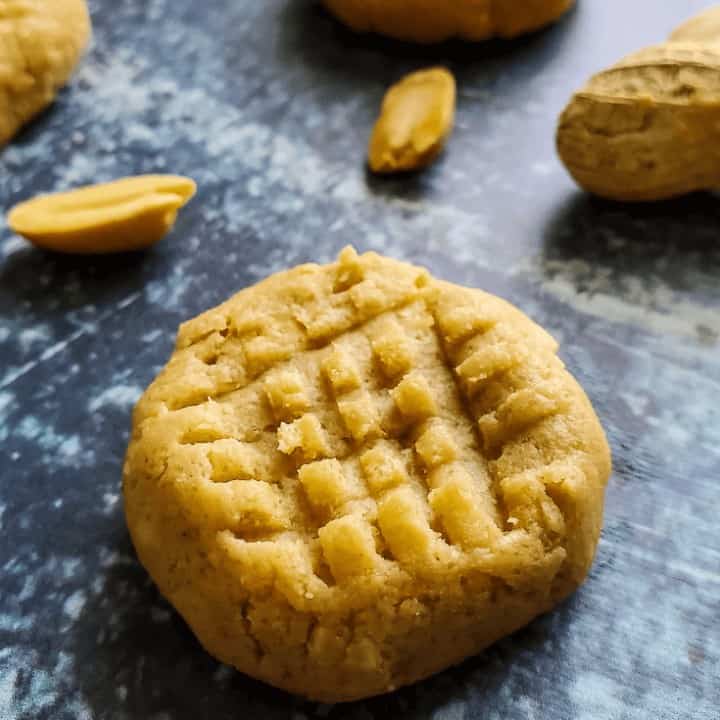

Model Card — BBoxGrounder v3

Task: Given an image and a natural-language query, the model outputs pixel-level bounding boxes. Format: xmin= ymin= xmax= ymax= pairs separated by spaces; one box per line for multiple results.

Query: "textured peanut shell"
xmin=322 ymin=0 xmax=575 ymax=43
xmin=557 ymin=4 xmax=720 ymax=202
xmin=369 ymin=67 xmax=456 ymax=174
xmin=669 ymin=5 xmax=720 ymax=44
xmin=557 ymin=43 xmax=720 ymax=201
xmin=0 ymin=0 xmax=91 ymax=146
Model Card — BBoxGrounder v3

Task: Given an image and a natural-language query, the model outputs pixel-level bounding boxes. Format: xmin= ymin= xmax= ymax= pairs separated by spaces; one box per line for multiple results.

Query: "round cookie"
xmin=322 ymin=0 xmax=576 ymax=44
xmin=0 ymin=0 xmax=91 ymax=146
xmin=123 ymin=248 xmax=611 ymax=702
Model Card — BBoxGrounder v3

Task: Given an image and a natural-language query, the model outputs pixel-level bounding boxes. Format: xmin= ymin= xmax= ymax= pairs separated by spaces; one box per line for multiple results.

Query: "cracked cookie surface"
xmin=0 ymin=0 xmax=91 ymax=146
xmin=123 ymin=247 xmax=611 ymax=702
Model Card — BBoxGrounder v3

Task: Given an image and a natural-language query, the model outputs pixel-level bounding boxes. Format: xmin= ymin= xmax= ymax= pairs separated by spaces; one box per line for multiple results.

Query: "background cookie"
xmin=123 ymin=248 xmax=611 ymax=702
xmin=0 ymin=0 xmax=91 ymax=146
xmin=322 ymin=0 xmax=576 ymax=43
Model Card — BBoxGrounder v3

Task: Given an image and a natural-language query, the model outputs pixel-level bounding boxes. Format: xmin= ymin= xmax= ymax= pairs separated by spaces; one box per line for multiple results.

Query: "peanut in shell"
xmin=557 ymin=7 xmax=720 ymax=202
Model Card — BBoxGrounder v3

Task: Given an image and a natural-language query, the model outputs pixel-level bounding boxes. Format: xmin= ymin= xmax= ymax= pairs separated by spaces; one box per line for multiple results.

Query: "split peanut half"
xmin=7 ymin=175 xmax=197 ymax=253
xmin=369 ymin=67 xmax=456 ymax=174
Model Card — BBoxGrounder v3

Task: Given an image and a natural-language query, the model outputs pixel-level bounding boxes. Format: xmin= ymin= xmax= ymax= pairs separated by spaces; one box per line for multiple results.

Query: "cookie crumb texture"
xmin=322 ymin=0 xmax=575 ymax=43
xmin=0 ymin=0 xmax=91 ymax=146
xmin=123 ymin=248 xmax=611 ymax=702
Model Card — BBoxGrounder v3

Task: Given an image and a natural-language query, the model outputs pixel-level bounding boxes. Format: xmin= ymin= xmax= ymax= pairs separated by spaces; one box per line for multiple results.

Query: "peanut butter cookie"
xmin=322 ymin=0 xmax=575 ymax=44
xmin=0 ymin=0 xmax=91 ymax=146
xmin=123 ymin=247 xmax=611 ymax=702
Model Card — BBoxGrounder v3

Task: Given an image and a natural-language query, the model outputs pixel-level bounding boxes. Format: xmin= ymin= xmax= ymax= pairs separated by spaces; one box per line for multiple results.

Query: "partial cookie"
xmin=0 ymin=0 xmax=91 ymax=146
xmin=123 ymin=247 xmax=611 ymax=702
xmin=322 ymin=0 xmax=575 ymax=43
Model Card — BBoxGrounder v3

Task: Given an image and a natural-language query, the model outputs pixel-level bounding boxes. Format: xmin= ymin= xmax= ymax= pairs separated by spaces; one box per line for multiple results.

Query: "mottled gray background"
xmin=0 ymin=0 xmax=718 ymax=718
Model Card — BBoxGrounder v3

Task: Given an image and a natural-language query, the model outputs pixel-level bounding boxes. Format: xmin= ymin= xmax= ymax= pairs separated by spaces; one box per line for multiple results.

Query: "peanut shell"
xmin=557 ymin=7 xmax=720 ymax=202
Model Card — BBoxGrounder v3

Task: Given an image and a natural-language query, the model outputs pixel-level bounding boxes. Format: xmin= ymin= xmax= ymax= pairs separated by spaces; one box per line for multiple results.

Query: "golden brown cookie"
xmin=322 ymin=0 xmax=575 ymax=43
xmin=123 ymin=248 xmax=611 ymax=702
xmin=0 ymin=0 xmax=91 ymax=146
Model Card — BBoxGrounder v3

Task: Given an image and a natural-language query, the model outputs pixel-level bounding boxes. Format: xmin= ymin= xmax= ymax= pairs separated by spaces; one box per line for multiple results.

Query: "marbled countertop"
xmin=0 ymin=1 xmax=718 ymax=718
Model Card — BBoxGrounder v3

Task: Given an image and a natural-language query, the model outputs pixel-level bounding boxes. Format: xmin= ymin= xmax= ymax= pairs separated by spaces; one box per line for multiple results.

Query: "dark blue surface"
xmin=0 ymin=1 xmax=718 ymax=718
